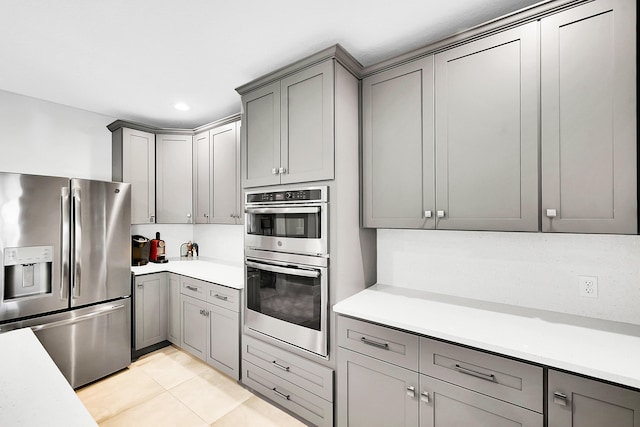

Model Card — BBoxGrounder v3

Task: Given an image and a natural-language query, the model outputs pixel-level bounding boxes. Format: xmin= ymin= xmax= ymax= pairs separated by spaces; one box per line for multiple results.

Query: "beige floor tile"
xmin=169 ymin=369 xmax=253 ymax=424
xmin=136 ymin=346 xmax=210 ymax=389
xmin=133 ymin=345 xmax=179 ymax=368
xmin=211 ymin=396 xmax=307 ymax=427
xmin=100 ymin=391 xmax=208 ymax=427
xmin=76 ymin=367 xmax=164 ymax=423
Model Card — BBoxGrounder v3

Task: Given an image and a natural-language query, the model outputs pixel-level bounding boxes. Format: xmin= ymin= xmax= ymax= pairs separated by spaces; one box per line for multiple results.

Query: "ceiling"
xmin=1 ymin=0 xmax=542 ymax=129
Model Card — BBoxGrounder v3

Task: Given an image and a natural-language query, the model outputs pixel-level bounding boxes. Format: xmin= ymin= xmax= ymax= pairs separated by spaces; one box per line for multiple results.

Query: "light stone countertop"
xmin=131 ymin=257 xmax=243 ymax=289
xmin=0 ymin=328 xmax=97 ymax=426
xmin=333 ymin=283 xmax=640 ymax=390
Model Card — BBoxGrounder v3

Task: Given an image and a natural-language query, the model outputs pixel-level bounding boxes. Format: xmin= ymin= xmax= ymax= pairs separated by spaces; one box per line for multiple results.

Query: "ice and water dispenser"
xmin=3 ymin=246 xmax=53 ymax=300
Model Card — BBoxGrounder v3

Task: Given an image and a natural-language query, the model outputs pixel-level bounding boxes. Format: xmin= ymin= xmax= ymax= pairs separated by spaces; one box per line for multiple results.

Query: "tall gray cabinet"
xmin=540 ymin=0 xmax=637 ymax=234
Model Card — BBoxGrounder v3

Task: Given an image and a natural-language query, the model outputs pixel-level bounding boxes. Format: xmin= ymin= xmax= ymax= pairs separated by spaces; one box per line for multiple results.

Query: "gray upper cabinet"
xmin=112 ymin=127 xmax=156 ymax=224
xmin=241 ymin=59 xmax=335 ymax=187
xmin=434 ymin=22 xmax=539 ymax=231
xmin=362 ymin=56 xmax=435 ymax=228
xmin=548 ymin=370 xmax=640 ymax=427
xmin=194 ymin=121 xmax=242 ymax=224
xmin=156 ymin=134 xmax=193 ymax=224
xmin=540 ymin=0 xmax=637 ymax=234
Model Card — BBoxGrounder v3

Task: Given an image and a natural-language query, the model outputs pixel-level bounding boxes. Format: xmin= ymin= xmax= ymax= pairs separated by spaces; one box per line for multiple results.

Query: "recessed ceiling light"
xmin=174 ymin=102 xmax=190 ymax=111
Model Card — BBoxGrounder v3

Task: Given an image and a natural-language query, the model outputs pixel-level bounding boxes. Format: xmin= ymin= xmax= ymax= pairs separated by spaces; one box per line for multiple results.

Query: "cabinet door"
xmin=134 ymin=274 xmax=167 ymax=350
xmin=207 ymin=303 xmax=239 ymax=379
xmin=280 ymin=60 xmax=334 ymax=184
xmin=167 ymin=273 xmax=181 ymax=345
xmin=337 ymin=347 xmax=419 ymax=427
xmin=156 ymin=134 xmax=193 ymax=223
xmin=548 ymin=370 xmax=640 ymax=427
xmin=420 ymin=375 xmax=542 ymax=427
xmin=180 ymin=294 xmax=207 ymax=360
xmin=122 ymin=128 xmax=155 ymax=224
xmin=211 ymin=122 xmax=240 ymax=224
xmin=242 ymin=81 xmax=281 ymax=187
xmin=193 ymin=130 xmax=211 ymax=224
xmin=540 ymin=0 xmax=636 ymax=234
xmin=434 ymin=22 xmax=539 ymax=231
xmin=362 ymin=56 xmax=435 ymax=228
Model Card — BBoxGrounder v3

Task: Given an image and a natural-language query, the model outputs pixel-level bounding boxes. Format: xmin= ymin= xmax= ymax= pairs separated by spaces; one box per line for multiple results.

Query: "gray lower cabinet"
xmin=180 ymin=276 xmax=240 ymax=379
xmin=548 ymin=370 xmax=640 ymax=427
xmin=241 ymin=334 xmax=334 ymax=427
xmin=134 ymin=273 xmax=167 ymax=350
xmin=156 ymin=133 xmax=193 ymax=224
xmin=167 ymin=273 xmax=181 ymax=345
xmin=540 ymin=0 xmax=636 ymax=234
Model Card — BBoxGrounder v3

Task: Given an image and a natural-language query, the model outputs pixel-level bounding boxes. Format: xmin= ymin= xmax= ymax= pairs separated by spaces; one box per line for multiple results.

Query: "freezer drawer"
xmin=1 ymin=298 xmax=131 ymax=388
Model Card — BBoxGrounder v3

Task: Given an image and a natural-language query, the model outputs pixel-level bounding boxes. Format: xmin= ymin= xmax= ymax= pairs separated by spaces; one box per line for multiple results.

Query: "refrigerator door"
xmin=0 ymin=172 xmax=70 ymax=322
xmin=0 ymin=298 xmax=132 ymax=388
xmin=70 ymin=179 xmax=131 ymax=307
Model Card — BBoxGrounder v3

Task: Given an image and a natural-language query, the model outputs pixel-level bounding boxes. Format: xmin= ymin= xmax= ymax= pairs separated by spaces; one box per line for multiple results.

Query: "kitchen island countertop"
xmin=131 ymin=257 xmax=243 ymax=289
xmin=0 ymin=328 xmax=97 ymax=426
xmin=333 ymin=283 xmax=640 ymax=389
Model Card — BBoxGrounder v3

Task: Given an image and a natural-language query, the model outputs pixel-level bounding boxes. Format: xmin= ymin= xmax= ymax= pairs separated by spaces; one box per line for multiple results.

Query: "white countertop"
xmin=0 ymin=328 xmax=97 ymax=426
xmin=131 ymin=257 xmax=244 ymax=289
xmin=333 ymin=284 xmax=640 ymax=389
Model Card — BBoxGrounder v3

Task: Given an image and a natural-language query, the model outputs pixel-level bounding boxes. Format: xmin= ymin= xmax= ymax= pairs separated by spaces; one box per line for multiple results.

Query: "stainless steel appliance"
xmin=245 ymin=187 xmax=328 ymax=256
xmin=0 ymin=172 xmax=132 ymax=388
xmin=244 ymin=186 xmax=329 ymax=357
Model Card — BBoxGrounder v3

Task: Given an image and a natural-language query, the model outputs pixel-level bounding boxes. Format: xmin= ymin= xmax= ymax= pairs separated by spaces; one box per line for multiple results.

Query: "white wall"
xmin=0 ymin=90 xmax=115 ymax=180
xmin=193 ymin=224 xmax=244 ymax=264
xmin=378 ymin=229 xmax=640 ymax=325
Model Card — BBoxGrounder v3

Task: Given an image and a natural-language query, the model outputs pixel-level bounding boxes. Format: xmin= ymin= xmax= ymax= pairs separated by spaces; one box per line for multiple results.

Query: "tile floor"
xmin=76 ymin=345 xmax=306 ymax=427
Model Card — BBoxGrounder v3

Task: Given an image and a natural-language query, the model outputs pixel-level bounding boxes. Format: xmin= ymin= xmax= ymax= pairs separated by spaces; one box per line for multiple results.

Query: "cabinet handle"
xmin=199 ymin=309 xmax=209 ymax=317
xmin=420 ymin=391 xmax=430 ymax=403
xmin=271 ymin=360 xmax=290 ymax=372
xmin=553 ymin=391 xmax=568 ymax=406
xmin=546 ymin=209 xmax=557 ymax=218
xmin=454 ymin=364 xmax=496 ymax=382
xmin=437 ymin=210 xmax=445 ymax=218
xmin=271 ymin=168 xmax=278 ymax=175
xmin=137 ymin=284 xmax=143 ymax=288
xmin=360 ymin=336 xmax=389 ymax=350
xmin=272 ymin=387 xmax=290 ymax=400
xmin=149 ymin=215 xmax=155 ymax=222
xmin=186 ymin=285 xmax=198 ymax=292
xmin=278 ymin=167 xmax=286 ymax=174
xmin=424 ymin=210 xmax=432 ymax=218
xmin=406 ymin=386 xmax=416 ymax=398
xmin=214 ymin=294 xmax=228 ymax=301
xmin=204 ymin=213 xmax=208 ymax=218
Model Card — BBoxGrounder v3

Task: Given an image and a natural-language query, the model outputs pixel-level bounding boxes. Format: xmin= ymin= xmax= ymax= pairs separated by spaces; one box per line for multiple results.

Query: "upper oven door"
xmin=245 ymin=204 xmax=328 ymax=255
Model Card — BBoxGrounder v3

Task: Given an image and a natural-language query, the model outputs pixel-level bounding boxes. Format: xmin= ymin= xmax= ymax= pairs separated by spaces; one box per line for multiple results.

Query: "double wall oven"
xmin=244 ymin=187 xmax=329 ymax=357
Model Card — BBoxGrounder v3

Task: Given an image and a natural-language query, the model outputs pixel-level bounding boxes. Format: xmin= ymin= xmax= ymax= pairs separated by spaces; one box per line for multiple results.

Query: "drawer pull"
xmin=420 ymin=391 xmax=430 ymax=403
xmin=272 ymin=361 xmax=290 ymax=372
xmin=214 ymin=294 xmax=229 ymax=301
xmin=185 ymin=285 xmax=198 ymax=292
xmin=406 ymin=386 xmax=416 ymax=398
xmin=455 ymin=364 xmax=496 ymax=382
xmin=360 ymin=336 xmax=389 ymax=350
xmin=272 ymin=387 xmax=290 ymax=400
xmin=553 ymin=391 xmax=568 ymax=406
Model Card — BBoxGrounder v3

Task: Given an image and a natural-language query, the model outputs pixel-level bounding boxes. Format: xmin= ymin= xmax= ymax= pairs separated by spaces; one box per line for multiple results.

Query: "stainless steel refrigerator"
xmin=0 ymin=172 xmax=132 ymax=388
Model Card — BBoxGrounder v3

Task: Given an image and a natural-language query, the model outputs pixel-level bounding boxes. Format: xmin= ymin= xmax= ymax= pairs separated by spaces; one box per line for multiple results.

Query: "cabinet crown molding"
xmin=107 ymin=113 xmax=241 ymax=135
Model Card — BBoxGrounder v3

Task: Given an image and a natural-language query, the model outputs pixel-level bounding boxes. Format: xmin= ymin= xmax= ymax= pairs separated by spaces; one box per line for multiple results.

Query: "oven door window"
xmin=247 ymin=264 xmax=321 ymax=331
xmin=247 ymin=211 xmax=320 ymax=239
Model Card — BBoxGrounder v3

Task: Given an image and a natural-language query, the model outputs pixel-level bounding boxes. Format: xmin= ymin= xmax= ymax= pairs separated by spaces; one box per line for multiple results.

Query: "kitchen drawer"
xmin=337 ymin=315 xmax=419 ymax=371
xmin=420 ymin=337 xmax=543 ymax=412
xmin=180 ymin=276 xmax=209 ymax=301
xmin=243 ymin=360 xmax=333 ymax=427
xmin=205 ymin=283 xmax=239 ymax=312
xmin=242 ymin=334 xmax=333 ymax=402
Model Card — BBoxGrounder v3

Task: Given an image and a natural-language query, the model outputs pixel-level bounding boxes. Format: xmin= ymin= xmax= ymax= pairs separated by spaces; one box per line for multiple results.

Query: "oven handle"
xmin=245 ymin=206 xmax=320 ymax=215
xmin=245 ymin=261 xmax=320 ymax=278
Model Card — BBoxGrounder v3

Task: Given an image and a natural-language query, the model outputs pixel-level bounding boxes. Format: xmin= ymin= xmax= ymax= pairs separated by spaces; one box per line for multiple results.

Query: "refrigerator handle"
xmin=61 ymin=187 xmax=70 ymax=301
xmin=72 ymin=186 xmax=82 ymax=299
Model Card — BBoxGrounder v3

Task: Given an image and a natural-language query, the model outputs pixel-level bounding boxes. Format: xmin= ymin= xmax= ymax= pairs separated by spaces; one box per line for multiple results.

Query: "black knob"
xmin=285 ymin=192 xmax=292 ymax=199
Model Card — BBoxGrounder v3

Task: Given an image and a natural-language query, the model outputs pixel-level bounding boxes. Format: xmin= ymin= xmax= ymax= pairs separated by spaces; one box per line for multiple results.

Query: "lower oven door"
xmin=245 ymin=256 xmax=328 ymax=357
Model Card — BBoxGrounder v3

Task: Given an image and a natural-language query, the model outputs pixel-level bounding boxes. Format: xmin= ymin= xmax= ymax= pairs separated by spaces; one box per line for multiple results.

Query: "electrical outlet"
xmin=579 ymin=276 xmax=598 ymax=298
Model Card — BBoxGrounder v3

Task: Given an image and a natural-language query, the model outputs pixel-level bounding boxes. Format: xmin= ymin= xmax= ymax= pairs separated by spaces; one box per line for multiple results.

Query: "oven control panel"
xmin=246 ymin=187 xmax=326 ymax=204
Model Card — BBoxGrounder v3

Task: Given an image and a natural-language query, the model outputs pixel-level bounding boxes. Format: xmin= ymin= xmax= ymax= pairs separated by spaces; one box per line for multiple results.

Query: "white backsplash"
xmin=377 ymin=229 xmax=640 ymax=325
xmin=193 ymin=224 xmax=244 ymax=263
